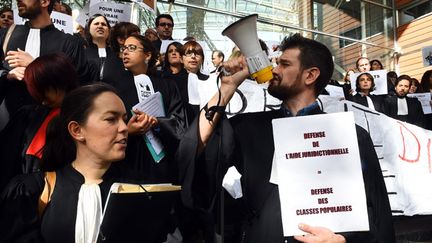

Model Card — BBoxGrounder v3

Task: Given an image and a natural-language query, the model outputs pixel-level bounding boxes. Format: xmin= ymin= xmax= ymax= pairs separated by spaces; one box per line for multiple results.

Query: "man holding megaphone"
xmin=177 ymin=32 xmax=394 ymax=243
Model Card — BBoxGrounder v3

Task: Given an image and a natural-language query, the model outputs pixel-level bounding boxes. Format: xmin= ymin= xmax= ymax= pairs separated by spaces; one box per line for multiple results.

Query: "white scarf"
xmin=75 ymin=184 xmax=103 ymax=243
xmin=365 ymin=95 xmax=376 ymax=111
xmin=25 ymin=28 xmax=40 ymax=58
xmin=98 ymin=48 xmax=107 ymax=58
xmin=397 ymin=97 xmax=409 ymax=115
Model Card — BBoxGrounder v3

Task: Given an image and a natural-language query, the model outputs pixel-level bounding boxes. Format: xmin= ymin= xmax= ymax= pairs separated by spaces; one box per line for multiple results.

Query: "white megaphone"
xmin=222 ymin=14 xmax=273 ymax=84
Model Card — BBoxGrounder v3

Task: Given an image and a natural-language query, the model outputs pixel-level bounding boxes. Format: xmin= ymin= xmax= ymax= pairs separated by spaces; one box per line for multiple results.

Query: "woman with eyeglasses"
xmin=169 ymin=41 xmax=210 ymax=123
xmin=84 ymin=14 xmax=125 ymax=85
xmin=114 ymin=34 xmax=186 ymax=185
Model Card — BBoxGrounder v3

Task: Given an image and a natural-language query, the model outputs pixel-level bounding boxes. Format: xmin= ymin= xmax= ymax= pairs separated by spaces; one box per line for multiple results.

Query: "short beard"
xmin=396 ymin=92 xmax=408 ymax=98
xmin=19 ymin=4 xmax=42 ymax=20
xmin=268 ymin=72 xmax=302 ymax=101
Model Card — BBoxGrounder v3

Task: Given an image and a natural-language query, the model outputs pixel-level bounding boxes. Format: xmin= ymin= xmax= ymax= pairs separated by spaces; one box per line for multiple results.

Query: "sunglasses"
xmin=158 ymin=22 xmax=173 ymax=28
xmin=120 ymin=44 xmax=144 ymax=53
xmin=184 ymin=49 xmax=202 ymax=57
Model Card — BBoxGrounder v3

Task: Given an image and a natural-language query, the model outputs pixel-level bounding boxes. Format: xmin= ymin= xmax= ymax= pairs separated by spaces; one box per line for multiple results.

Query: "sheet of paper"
xmin=325 ymin=85 xmax=345 ymax=99
xmin=272 ymin=112 xmax=369 ymax=236
xmin=132 ymin=91 xmax=165 ymax=117
xmin=350 ymin=69 xmax=388 ymax=95
xmin=407 ymin=92 xmax=432 ymax=114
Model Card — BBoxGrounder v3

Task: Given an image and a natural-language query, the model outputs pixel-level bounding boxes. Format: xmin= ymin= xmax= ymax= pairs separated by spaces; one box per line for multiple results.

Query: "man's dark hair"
xmin=258 ymin=39 xmax=269 ymax=56
xmin=212 ymin=50 xmax=225 ymax=62
xmin=396 ymin=74 xmax=412 ymax=86
xmin=279 ymin=33 xmax=334 ymax=96
xmin=48 ymin=0 xmax=57 ymax=14
xmin=155 ymin=14 xmax=174 ymax=27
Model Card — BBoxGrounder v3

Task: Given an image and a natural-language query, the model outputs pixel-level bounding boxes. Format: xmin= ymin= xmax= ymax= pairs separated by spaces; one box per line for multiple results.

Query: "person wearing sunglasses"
xmin=152 ymin=14 xmax=174 ymax=54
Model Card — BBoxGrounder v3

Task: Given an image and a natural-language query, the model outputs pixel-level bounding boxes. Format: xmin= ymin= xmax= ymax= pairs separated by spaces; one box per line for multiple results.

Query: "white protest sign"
xmin=408 ymin=92 xmax=432 ymax=114
xmin=196 ymin=75 xmax=281 ymax=115
xmin=422 ymin=46 xmax=432 ymax=67
xmin=89 ymin=1 xmax=132 ymax=26
xmin=272 ymin=112 xmax=369 ymax=236
xmin=50 ymin=11 xmax=73 ymax=34
xmin=12 ymin=11 xmax=73 ymax=34
xmin=320 ymin=95 xmax=432 ymax=216
xmin=350 ymin=70 xmax=388 ymax=95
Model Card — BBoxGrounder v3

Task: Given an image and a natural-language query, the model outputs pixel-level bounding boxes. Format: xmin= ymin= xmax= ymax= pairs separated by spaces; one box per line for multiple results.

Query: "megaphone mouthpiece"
xmin=222 ymin=14 xmax=273 ymax=83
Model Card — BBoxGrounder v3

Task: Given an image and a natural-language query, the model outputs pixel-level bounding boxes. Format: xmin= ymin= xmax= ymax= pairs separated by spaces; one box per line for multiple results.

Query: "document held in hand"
xmin=272 ymin=112 xmax=369 ymax=236
xmin=132 ymin=91 xmax=166 ymax=162
xmin=97 ymin=183 xmax=181 ymax=243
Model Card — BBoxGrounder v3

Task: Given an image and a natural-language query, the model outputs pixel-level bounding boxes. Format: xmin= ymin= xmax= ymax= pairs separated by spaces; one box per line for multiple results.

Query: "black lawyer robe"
xmin=0 ymin=164 xmax=176 ymax=243
xmin=84 ymin=45 xmax=125 ymax=85
xmin=112 ymin=70 xmax=187 ymax=183
xmin=0 ymin=105 xmax=51 ymax=191
xmin=348 ymin=93 xmax=387 ymax=113
xmin=177 ymin=105 xmax=395 ymax=243
xmin=384 ymin=96 xmax=425 ymax=128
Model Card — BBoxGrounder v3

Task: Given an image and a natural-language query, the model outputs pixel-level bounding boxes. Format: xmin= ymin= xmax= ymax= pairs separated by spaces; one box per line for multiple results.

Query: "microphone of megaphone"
xmin=222 ymin=14 xmax=273 ymax=84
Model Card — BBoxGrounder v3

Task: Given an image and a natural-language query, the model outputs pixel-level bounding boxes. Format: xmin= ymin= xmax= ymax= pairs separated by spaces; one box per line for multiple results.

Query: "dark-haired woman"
xmin=348 ymin=72 xmax=386 ymax=113
xmin=0 ymin=7 xmax=13 ymax=29
xmin=115 ymin=34 xmax=186 ymax=182
xmin=109 ymin=21 xmax=140 ymax=58
xmin=370 ymin=59 xmax=384 ymax=71
xmin=176 ymin=41 xmax=210 ymax=124
xmin=0 ymin=83 xmax=177 ymax=243
xmin=0 ymin=53 xmax=78 ymax=191
xmin=84 ymin=14 xmax=124 ymax=85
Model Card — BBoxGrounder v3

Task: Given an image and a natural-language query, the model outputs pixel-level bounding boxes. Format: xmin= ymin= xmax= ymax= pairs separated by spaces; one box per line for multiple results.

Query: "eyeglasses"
xmin=184 ymin=50 xmax=202 ymax=57
xmin=158 ymin=22 xmax=173 ymax=28
xmin=120 ymin=44 xmax=144 ymax=53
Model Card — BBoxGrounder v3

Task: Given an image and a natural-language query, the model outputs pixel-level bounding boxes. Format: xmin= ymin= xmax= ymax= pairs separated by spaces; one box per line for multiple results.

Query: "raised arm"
xmin=197 ymin=57 xmax=250 ymax=152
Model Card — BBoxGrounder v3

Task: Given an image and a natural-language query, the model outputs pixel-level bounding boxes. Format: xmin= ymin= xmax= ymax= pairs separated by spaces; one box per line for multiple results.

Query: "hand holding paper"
xmin=127 ymin=109 xmax=157 ymax=135
xmin=294 ymin=223 xmax=346 ymax=243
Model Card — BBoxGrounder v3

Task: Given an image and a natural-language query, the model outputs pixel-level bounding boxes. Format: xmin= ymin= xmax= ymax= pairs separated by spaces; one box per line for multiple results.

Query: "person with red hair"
xmin=0 ymin=53 xmax=78 ymax=191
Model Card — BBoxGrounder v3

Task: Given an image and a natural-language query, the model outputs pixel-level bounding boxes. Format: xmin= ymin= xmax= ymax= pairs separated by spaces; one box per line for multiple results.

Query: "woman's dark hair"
xmin=163 ymin=41 xmax=183 ymax=72
xmin=110 ymin=22 xmax=140 ymax=54
xmin=24 ymin=53 xmax=78 ymax=104
xmin=355 ymin=72 xmax=375 ymax=92
xmin=420 ymin=70 xmax=432 ymax=92
xmin=410 ymin=78 xmax=421 ymax=93
xmin=370 ymin=59 xmax=384 ymax=70
xmin=0 ymin=7 xmax=12 ymax=15
xmin=85 ymin=14 xmax=111 ymax=47
xmin=41 ymin=83 xmax=119 ymax=171
xmin=128 ymin=34 xmax=158 ymax=74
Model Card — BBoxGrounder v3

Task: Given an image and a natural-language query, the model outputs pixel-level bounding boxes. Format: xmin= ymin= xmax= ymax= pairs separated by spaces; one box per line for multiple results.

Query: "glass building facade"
xmin=3 ymin=0 xmax=430 ymax=80
xmin=150 ymin=0 xmax=398 ymax=81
